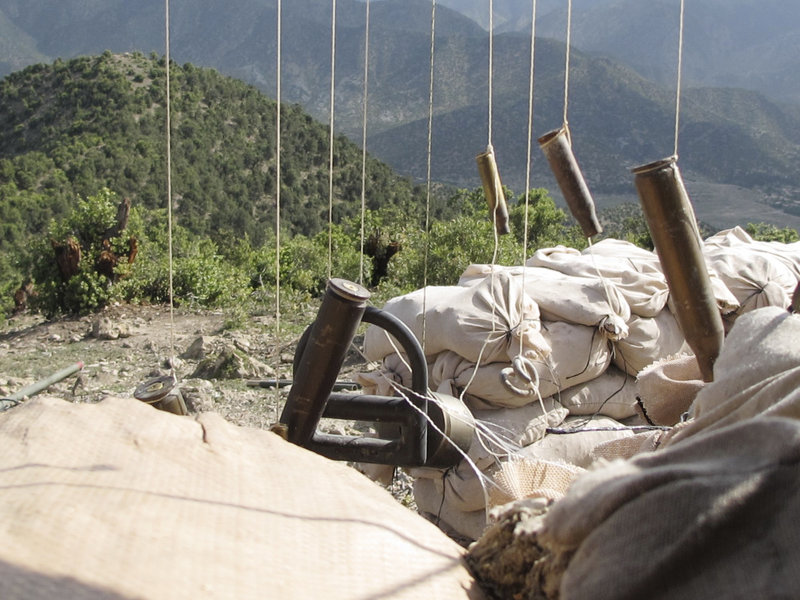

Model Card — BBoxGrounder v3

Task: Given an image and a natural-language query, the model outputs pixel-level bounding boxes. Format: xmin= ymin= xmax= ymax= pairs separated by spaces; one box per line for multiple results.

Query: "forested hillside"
xmin=0 ymin=51 xmax=424 ymax=254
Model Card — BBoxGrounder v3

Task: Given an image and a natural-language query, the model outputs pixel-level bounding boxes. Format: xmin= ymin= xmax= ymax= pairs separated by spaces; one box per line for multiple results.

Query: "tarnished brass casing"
xmin=475 ymin=145 xmax=511 ymax=235
xmin=632 ymin=156 xmax=724 ymax=382
xmin=538 ymin=126 xmax=602 ymax=238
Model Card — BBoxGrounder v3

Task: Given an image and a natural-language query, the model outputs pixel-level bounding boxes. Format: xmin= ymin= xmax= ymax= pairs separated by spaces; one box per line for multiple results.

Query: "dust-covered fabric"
xmin=364 ymin=271 xmax=549 ymax=363
xmin=526 ymin=307 xmax=800 ymax=599
xmin=526 ymin=241 xmax=669 ymax=318
xmin=0 ymin=397 xmax=485 ymax=600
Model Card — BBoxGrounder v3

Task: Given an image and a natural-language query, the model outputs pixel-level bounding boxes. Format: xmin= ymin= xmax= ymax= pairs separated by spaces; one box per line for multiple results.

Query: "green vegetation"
xmin=1 ymin=53 xmax=797 ymax=319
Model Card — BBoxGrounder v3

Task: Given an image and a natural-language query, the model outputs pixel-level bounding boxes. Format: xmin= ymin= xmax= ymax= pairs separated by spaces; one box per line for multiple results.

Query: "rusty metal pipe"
xmin=538 ymin=126 xmax=602 ymax=238
xmin=279 ymin=278 xmax=370 ymax=445
xmin=632 ymin=156 xmax=724 ymax=382
xmin=476 ymin=145 xmax=511 ymax=235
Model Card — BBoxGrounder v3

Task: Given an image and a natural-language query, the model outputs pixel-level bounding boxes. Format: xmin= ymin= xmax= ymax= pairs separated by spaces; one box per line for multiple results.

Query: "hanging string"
xmin=563 ymin=0 xmax=572 ymax=127
xmin=358 ymin=0 xmax=371 ymax=287
xmin=327 ymin=0 xmax=337 ymax=280
xmin=673 ymin=0 xmax=685 ymax=158
xmin=518 ymin=0 xmax=537 ymax=359
xmin=421 ymin=0 xmax=437 ymax=353
xmin=274 ymin=0 xmax=282 ymax=406
xmin=164 ymin=0 xmax=176 ymax=377
xmin=487 ymin=0 xmax=494 ymax=146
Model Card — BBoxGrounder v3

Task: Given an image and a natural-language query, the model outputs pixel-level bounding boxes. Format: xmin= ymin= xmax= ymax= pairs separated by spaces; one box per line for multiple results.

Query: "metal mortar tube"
xmin=279 ymin=278 xmax=371 ymax=446
xmin=632 ymin=156 xmax=724 ymax=382
xmin=538 ymin=126 xmax=603 ymax=238
xmin=475 ymin=145 xmax=511 ymax=235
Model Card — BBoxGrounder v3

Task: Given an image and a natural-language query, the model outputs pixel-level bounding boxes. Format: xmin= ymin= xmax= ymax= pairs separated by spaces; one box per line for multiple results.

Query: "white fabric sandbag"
xmin=612 ymin=310 xmax=691 ymax=376
xmin=364 ymin=271 xmax=549 ymax=363
xmin=354 ymin=353 xmax=427 ymax=397
xmin=411 ymin=400 xmax=568 ymax=513
xmin=528 ymin=241 xmax=670 ymax=317
xmin=0 ymin=396 xmax=485 ymax=600
xmin=414 ymin=478 xmax=490 ymax=542
xmin=430 ymin=320 xmax=611 ymax=410
xmin=414 ymin=457 xmax=585 ymax=543
xmin=664 ymin=305 xmax=800 ymax=448
xmin=460 ymin=264 xmax=630 ymax=339
xmin=363 ymin=285 xmax=460 ymax=361
xmin=557 ymin=366 xmax=640 ymax=421
xmin=518 ymin=415 xmax=635 ymax=469
xmin=539 ymin=417 xmax=800 ymax=600
xmin=704 ymin=226 xmax=800 ymax=278
xmin=704 ymin=243 xmax=797 ymax=313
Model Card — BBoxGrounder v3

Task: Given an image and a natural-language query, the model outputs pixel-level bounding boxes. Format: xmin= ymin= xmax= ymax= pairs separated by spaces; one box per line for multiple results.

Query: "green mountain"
xmin=2 ymin=0 xmax=800 ymax=231
xmin=0 ymin=52 xmax=422 ymax=253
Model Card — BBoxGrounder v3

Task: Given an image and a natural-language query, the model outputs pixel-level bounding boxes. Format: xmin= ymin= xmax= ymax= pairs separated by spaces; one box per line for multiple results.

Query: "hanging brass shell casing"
xmin=475 ymin=145 xmax=511 ymax=235
xmin=632 ymin=156 xmax=724 ymax=382
xmin=538 ymin=126 xmax=602 ymax=238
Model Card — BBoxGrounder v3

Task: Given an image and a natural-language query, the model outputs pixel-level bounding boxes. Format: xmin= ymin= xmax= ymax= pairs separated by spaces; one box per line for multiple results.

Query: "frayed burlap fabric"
xmin=0 ymin=397 xmax=486 ymax=600
xmin=536 ymin=306 xmax=800 ymax=599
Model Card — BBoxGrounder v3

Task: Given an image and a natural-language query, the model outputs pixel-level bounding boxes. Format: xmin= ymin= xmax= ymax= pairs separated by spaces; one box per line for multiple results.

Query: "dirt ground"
xmin=0 ymin=302 xmax=417 ymax=506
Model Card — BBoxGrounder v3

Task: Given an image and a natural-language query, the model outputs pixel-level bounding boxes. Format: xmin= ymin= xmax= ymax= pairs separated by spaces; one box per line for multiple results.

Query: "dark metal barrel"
xmin=632 ymin=156 xmax=724 ymax=382
xmin=538 ymin=126 xmax=602 ymax=238
xmin=476 ymin=145 xmax=511 ymax=235
xmin=279 ymin=278 xmax=371 ymax=445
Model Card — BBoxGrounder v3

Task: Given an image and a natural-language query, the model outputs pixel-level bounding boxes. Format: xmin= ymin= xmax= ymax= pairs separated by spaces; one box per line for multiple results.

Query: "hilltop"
xmin=1 ymin=1 xmax=800 ymax=231
xmin=0 ymin=51 xmax=424 ymax=254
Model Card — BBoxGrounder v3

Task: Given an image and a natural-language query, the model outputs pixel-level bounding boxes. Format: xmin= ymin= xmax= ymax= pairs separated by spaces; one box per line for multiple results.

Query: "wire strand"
xmin=563 ymin=0 xmax=572 ymax=126
xmin=164 ymin=0 xmax=176 ymax=377
xmin=519 ymin=0 xmax=538 ymax=359
xmin=328 ymin=0 xmax=337 ymax=280
xmin=488 ymin=0 xmax=494 ymax=145
xmin=274 ymin=0 xmax=282 ymax=407
xmin=422 ymin=0 xmax=437 ymax=354
xmin=674 ymin=0 xmax=685 ymax=158
xmin=359 ymin=0 xmax=371 ymax=287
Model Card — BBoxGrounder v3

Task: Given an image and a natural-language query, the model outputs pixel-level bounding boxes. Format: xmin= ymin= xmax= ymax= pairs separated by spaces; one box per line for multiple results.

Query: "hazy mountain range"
xmin=1 ymin=0 xmax=799 ymax=231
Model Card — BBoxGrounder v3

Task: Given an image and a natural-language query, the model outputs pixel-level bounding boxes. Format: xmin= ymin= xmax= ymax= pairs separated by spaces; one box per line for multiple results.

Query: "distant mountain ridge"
xmin=1 ymin=0 xmax=800 ymax=231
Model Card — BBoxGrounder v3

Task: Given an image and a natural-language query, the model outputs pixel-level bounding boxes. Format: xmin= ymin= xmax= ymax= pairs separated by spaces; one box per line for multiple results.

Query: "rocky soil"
xmin=0 ymin=302 xmax=416 ymax=506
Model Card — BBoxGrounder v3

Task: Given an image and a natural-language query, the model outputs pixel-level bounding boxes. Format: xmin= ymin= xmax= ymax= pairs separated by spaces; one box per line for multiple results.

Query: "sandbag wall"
xmin=357 ymin=228 xmax=800 ymax=541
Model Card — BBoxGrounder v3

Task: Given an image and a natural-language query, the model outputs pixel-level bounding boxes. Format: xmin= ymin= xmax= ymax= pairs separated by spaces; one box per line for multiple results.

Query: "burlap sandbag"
xmin=429 ymin=318 xmax=610 ymax=410
xmin=704 ymin=229 xmax=798 ymax=316
xmin=459 ymin=264 xmax=630 ymax=338
xmin=538 ymin=417 xmax=800 ymax=600
xmin=664 ymin=305 xmax=800 ymax=447
xmin=0 ymin=396 xmax=485 ymax=600
xmin=472 ymin=306 xmax=800 ymax=599
xmin=526 ymin=242 xmax=669 ymax=318
xmin=704 ymin=226 xmax=800 ymax=279
xmin=611 ymin=310 xmax=690 ymax=376
xmin=364 ymin=271 xmax=549 ymax=364
xmin=557 ymin=366 xmax=639 ymax=421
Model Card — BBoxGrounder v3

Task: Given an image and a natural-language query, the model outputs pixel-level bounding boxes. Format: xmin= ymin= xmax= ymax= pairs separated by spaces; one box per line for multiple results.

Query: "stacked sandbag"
xmin=703 ymin=226 xmax=800 ymax=323
xmin=468 ymin=305 xmax=800 ymax=600
xmin=360 ymin=233 xmax=799 ymax=541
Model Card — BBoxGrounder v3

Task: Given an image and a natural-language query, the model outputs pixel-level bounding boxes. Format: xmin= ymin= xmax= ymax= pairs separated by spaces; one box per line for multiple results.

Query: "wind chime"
xmin=538 ymin=0 xmax=601 ymax=239
xmin=631 ymin=0 xmax=723 ymax=382
xmin=475 ymin=0 xmax=510 ymax=236
xmin=134 ymin=0 xmax=187 ymax=416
